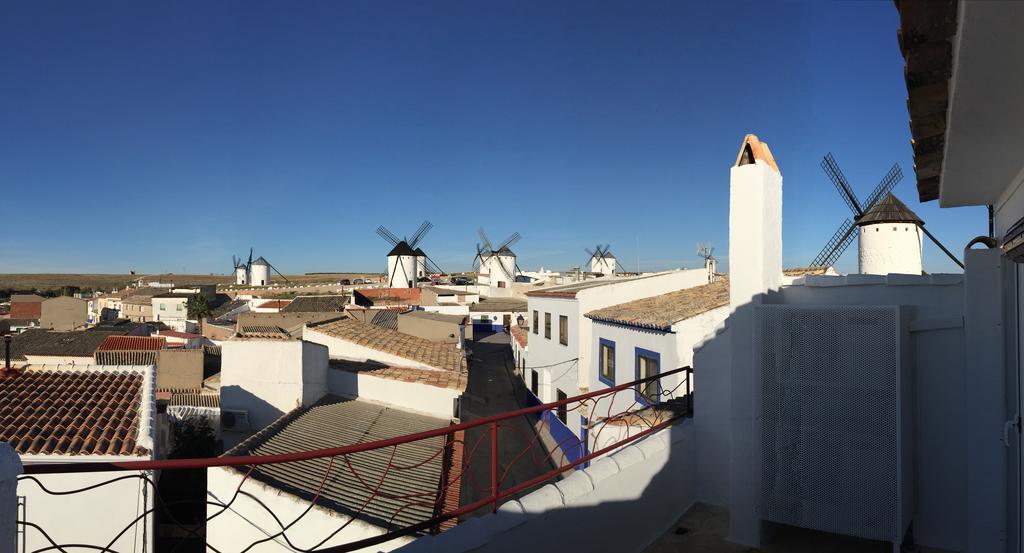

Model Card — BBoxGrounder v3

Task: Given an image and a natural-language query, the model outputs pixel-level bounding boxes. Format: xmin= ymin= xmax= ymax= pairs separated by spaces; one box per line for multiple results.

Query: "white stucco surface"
xmin=858 ymin=222 xmax=924 ymax=275
xmin=220 ymin=340 xmax=329 ymax=433
xmin=328 ymin=368 xmax=459 ymax=419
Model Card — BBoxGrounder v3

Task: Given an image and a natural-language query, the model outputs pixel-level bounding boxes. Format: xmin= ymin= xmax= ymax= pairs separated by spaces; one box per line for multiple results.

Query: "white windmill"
xmin=697 ymin=241 xmax=717 ymax=282
xmin=473 ymin=228 xmax=521 ymax=289
xmin=231 ymin=249 xmax=290 ymax=287
xmin=585 ymin=244 xmax=619 ymax=276
xmin=376 ymin=221 xmax=444 ymax=288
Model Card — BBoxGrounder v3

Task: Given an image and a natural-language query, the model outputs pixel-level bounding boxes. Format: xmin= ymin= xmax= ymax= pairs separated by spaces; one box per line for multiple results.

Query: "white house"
xmin=2 ymin=365 xmax=157 ymax=553
xmin=523 ymin=268 xmax=711 ymax=439
xmin=584 ymin=278 xmax=729 ymax=449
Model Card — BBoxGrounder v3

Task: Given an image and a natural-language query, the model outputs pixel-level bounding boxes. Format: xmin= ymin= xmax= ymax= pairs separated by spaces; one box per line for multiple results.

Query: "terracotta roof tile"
xmin=329 ymin=359 xmax=467 ymax=392
xmin=0 ymin=369 xmax=149 ymax=456
xmin=309 ymin=318 xmax=466 ymax=373
xmin=96 ymin=336 xmax=166 ymax=352
xmin=257 ymin=300 xmax=292 ymax=309
xmin=585 ymin=279 xmax=730 ymax=331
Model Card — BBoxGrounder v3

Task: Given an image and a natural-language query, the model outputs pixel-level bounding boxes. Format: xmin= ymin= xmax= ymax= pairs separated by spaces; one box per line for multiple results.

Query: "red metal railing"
xmin=15 ymin=366 xmax=693 ymax=553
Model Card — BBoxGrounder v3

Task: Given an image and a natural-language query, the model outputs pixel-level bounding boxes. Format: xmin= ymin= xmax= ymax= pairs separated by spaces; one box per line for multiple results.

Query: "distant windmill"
xmin=474 ymin=228 xmax=522 ymax=287
xmin=809 ymin=153 xmax=962 ymax=273
xmin=585 ymin=244 xmax=620 ymax=276
xmin=231 ymin=248 xmax=290 ymax=286
xmin=697 ymin=241 xmax=717 ymax=281
xmin=376 ymin=220 xmax=444 ymax=288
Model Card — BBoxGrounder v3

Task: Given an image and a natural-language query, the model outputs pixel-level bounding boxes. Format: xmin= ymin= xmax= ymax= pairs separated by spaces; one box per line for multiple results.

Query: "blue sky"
xmin=0 ymin=1 xmax=985 ymax=275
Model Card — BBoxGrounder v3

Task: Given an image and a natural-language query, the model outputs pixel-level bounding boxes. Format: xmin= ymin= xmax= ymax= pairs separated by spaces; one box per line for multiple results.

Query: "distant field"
xmin=0 ymin=273 xmax=382 ymax=294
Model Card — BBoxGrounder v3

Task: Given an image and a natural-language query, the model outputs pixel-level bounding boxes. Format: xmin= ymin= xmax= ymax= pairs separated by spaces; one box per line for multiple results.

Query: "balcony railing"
xmin=15 ymin=366 xmax=693 ymax=553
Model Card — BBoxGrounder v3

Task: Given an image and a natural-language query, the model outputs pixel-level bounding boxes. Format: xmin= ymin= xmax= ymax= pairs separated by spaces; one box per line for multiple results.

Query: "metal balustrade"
xmin=15 ymin=366 xmax=693 ymax=553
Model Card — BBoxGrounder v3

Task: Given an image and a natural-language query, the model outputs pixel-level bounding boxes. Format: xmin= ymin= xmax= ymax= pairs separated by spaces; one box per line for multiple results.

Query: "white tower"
xmin=414 ymin=248 xmax=427 ymax=279
xmin=387 ymin=242 xmax=418 ymax=288
xmin=590 ymin=252 xmax=616 ymax=276
xmin=234 ymin=263 xmax=248 ymax=285
xmin=856 ymin=193 xmax=924 ymax=275
xmin=249 ymin=257 xmax=271 ymax=286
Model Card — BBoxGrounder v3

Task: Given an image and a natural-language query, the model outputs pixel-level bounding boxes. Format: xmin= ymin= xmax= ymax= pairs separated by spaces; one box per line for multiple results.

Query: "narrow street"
xmin=458 ymin=331 xmax=555 ymax=519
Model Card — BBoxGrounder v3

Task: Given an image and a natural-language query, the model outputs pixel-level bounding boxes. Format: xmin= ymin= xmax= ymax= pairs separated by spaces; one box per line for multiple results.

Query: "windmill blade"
xmin=822 ymin=153 xmax=863 ymax=217
xmin=585 ymin=248 xmax=596 ymax=260
xmin=496 ymin=232 xmax=521 ymax=251
xmin=863 ymin=164 xmax=904 ymax=212
xmin=408 ymin=220 xmax=433 ymax=248
xmin=376 ymin=226 xmax=401 ymax=246
xmin=267 ymin=262 xmax=292 ymax=284
xmin=424 ymin=254 xmax=445 ymax=275
xmin=921 ymin=226 xmax=965 ymax=269
xmin=477 ymin=228 xmax=494 ymax=252
xmin=247 ymin=248 xmax=254 ymax=271
xmin=810 ymin=218 xmax=856 ymax=268
xmin=472 ymin=243 xmax=485 ymax=268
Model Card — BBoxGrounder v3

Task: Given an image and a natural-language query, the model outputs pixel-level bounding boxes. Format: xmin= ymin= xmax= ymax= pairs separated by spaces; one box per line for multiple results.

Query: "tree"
xmin=186 ymin=293 xmax=212 ymax=320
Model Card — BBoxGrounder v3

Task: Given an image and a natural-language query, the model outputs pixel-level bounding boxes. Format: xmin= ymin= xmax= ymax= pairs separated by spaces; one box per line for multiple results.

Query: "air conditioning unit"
xmin=757 ymin=305 xmax=912 ymax=552
xmin=221 ymin=409 xmax=251 ymax=433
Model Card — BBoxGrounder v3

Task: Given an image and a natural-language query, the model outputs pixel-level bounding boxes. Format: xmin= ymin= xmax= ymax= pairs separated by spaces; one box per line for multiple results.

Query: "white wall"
xmin=395 ymin=422 xmax=695 ymax=553
xmin=304 ymin=327 xmax=446 ymax=372
xmin=858 ymin=222 xmax=924 ymax=275
xmin=18 ymin=466 xmax=155 ymax=553
xmin=328 ymin=368 xmax=458 ymax=420
xmin=152 ymin=296 xmax=188 ymax=323
xmin=207 ymin=466 xmax=414 ymax=552
xmin=387 ymin=255 xmax=416 ymax=288
xmin=220 ymin=340 xmax=329 ymax=432
xmin=250 ymin=263 xmax=271 ymax=287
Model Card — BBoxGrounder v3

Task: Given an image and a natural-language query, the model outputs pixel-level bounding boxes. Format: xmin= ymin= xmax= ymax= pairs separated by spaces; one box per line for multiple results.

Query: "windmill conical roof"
xmin=414 ymin=247 xmax=426 ymax=256
xmin=496 ymin=245 xmax=516 ymax=257
xmin=856 ymin=193 xmax=923 ymax=226
xmin=388 ymin=241 xmax=417 ymax=256
xmin=252 ymin=256 xmax=270 ymax=265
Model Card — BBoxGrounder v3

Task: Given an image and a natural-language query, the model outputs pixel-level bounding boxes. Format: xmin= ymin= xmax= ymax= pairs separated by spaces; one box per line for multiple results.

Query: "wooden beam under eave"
xmin=912 ymin=134 xmax=944 ymax=157
xmin=915 ymin=151 xmax=943 ymax=180
xmin=909 ymin=112 xmax=946 ymax=140
xmin=916 ymin=176 xmax=940 ymax=202
xmin=907 ymin=81 xmax=949 ymax=119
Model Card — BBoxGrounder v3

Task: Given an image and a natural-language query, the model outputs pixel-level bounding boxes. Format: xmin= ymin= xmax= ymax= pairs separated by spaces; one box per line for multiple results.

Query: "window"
xmin=176 ymin=303 xmax=182 ymax=311
xmin=635 ymin=348 xmax=661 ymax=404
xmin=497 ymin=281 xmax=506 ymax=288
xmin=556 ymin=389 xmax=568 ymax=423
xmin=531 ymin=370 xmax=538 ymax=395
xmin=559 ymin=315 xmax=568 ymax=346
xmin=533 ymin=310 xmax=539 ymax=334
xmin=544 ymin=312 xmax=551 ymax=339
xmin=599 ymin=339 xmax=616 ymax=386
xmin=159 ymin=303 xmax=165 ymax=311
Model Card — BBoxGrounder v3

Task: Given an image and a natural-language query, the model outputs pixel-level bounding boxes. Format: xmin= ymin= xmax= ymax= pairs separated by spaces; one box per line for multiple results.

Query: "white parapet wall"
xmin=328 ymin=368 xmax=459 ymax=420
xmin=395 ymin=421 xmax=695 ymax=553
xmin=207 ymin=465 xmax=415 ymax=552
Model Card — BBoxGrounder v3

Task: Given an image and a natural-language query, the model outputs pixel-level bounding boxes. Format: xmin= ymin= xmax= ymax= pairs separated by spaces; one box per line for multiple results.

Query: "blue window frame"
xmin=598 ymin=338 xmax=616 ymax=387
xmin=634 ymin=347 xmax=661 ymax=405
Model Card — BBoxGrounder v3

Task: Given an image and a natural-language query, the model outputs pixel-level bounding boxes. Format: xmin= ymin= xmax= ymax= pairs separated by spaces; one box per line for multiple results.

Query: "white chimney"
xmin=729 ymin=134 xmax=783 ymax=306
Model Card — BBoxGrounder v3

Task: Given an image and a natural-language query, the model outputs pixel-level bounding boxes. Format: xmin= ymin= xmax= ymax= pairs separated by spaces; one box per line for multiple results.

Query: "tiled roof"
xmin=526 ymin=273 xmax=662 ymax=298
xmin=225 ymin=396 xmax=449 ymax=529
xmin=97 ymin=335 xmax=166 ymax=351
xmin=0 ymin=368 xmax=149 ymax=456
xmin=210 ymin=298 xmax=248 ymax=319
xmin=469 ymin=298 xmax=528 ymax=312
xmin=309 ymin=318 xmax=466 ymax=373
xmin=235 ymin=325 xmax=292 ymax=340
xmin=402 ymin=311 xmax=467 ymax=325
xmin=783 ymin=267 xmax=832 ymax=276
xmin=11 ymin=294 xmax=45 ymax=303
xmin=856 ymin=193 xmax=923 ymax=225
xmin=9 ymin=329 xmax=124 ymax=361
xmin=95 ymin=350 xmax=158 ymax=366
xmin=585 ymin=279 xmax=729 ymax=331
xmin=510 ymin=326 xmax=528 ymax=348
xmin=281 ymin=295 xmax=349 ymax=313
xmin=356 ymin=288 xmax=421 ymax=303
xmin=329 ymin=359 xmax=467 ymax=391
xmin=166 ymin=390 xmax=220 ymax=408
xmin=370 ymin=310 xmax=399 ymax=331
xmin=257 ymin=300 xmax=291 ymax=309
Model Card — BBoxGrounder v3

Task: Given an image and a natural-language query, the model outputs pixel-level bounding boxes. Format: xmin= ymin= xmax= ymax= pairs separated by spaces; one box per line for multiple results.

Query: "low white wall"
xmin=17 ymin=464 xmax=154 ymax=552
xmin=304 ymin=327 xmax=442 ymax=372
xmin=395 ymin=421 xmax=696 ymax=553
xmin=220 ymin=340 xmax=329 ymax=432
xmin=207 ymin=465 xmax=413 ymax=552
xmin=692 ymin=323 xmax=731 ymax=508
xmin=328 ymin=369 xmax=458 ymax=420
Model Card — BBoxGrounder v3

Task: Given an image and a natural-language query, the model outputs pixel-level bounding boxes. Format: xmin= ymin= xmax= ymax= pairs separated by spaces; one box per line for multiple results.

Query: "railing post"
xmin=687 ymin=368 xmax=693 ymax=414
xmin=0 ymin=442 xmax=24 ymax=553
xmin=490 ymin=421 xmax=498 ymax=513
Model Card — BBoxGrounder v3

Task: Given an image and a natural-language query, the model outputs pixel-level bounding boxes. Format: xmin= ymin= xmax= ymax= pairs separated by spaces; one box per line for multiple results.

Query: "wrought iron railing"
xmin=15 ymin=366 xmax=693 ymax=553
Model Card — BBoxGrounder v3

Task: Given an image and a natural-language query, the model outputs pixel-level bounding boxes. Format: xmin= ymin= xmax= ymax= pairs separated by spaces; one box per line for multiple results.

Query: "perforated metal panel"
xmin=758 ymin=305 xmax=907 ymax=544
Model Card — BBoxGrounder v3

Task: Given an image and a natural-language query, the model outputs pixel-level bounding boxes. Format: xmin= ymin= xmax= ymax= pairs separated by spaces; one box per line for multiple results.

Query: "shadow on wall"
xmin=219 ymin=385 xmax=287 ymax=449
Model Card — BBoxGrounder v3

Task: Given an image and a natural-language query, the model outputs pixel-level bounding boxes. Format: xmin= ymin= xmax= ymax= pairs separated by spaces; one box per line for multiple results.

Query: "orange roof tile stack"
xmin=96 ymin=335 xmax=166 ymax=351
